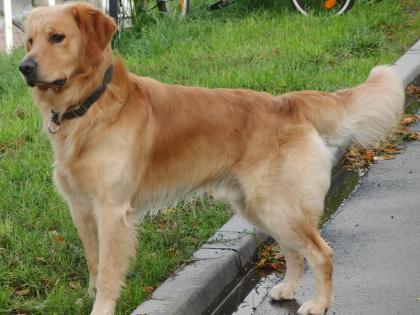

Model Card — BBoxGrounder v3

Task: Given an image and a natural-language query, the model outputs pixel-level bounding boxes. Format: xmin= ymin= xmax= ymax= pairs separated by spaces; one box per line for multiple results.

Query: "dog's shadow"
xmin=269 ymin=298 xmax=301 ymax=314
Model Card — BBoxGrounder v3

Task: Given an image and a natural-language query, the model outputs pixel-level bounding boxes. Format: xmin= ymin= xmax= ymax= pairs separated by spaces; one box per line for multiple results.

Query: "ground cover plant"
xmin=0 ymin=0 xmax=419 ymax=313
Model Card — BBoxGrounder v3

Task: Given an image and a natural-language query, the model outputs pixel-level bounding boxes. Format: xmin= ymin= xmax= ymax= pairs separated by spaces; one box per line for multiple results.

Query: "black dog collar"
xmin=48 ymin=64 xmax=113 ymax=134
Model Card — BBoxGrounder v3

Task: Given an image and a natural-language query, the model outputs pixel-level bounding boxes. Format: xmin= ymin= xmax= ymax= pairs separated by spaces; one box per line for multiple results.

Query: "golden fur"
xmin=21 ymin=3 xmax=404 ymax=315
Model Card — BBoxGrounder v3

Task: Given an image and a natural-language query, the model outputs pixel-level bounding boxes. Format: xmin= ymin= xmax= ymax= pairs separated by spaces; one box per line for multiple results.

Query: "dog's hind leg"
xmin=238 ymin=131 xmax=334 ymax=315
xmin=297 ymin=226 xmax=333 ymax=315
xmin=244 ymin=195 xmax=333 ymax=315
xmin=90 ymin=203 xmax=138 ymax=315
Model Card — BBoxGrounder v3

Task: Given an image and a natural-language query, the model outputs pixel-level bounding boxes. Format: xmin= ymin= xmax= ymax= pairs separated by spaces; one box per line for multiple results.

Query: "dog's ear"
xmin=72 ymin=3 xmax=117 ymax=58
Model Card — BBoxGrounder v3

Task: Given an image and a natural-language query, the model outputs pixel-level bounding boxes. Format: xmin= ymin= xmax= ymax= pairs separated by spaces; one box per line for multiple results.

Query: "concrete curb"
xmin=131 ymin=40 xmax=420 ymax=315
xmin=393 ymin=40 xmax=420 ymax=87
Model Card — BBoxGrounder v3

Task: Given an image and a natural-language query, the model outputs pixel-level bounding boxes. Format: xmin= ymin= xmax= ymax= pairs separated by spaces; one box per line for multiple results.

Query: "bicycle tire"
xmin=292 ymin=0 xmax=356 ymax=15
xmin=157 ymin=0 xmax=190 ymax=17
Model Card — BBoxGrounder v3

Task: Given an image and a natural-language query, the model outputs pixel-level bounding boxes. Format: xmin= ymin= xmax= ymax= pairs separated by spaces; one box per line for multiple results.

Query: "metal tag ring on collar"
xmin=48 ymin=117 xmax=61 ymax=134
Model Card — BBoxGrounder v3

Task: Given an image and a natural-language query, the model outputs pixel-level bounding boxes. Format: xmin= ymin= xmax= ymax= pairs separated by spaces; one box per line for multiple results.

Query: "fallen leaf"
xmin=374 ymin=155 xmax=396 ymax=161
xmin=69 ymin=281 xmax=81 ymax=290
xmin=400 ymin=115 xmax=420 ymax=126
xmin=166 ymin=248 xmax=177 ymax=256
xmin=143 ymin=286 xmax=155 ymax=294
xmin=53 ymin=235 xmax=66 ymax=244
xmin=270 ymin=261 xmax=285 ymax=270
xmin=409 ymin=132 xmax=420 ymax=141
xmin=36 ymin=256 xmax=46 ymax=262
xmin=406 ymin=84 xmax=420 ymax=96
xmin=256 ymin=258 xmax=267 ymax=269
xmin=15 ymin=289 xmax=30 ymax=296
xmin=41 ymin=277 xmax=51 ymax=288
xmin=382 ymin=147 xmax=400 ymax=154
xmin=362 ymin=149 xmax=376 ymax=162
xmin=256 ymin=243 xmax=285 ymax=271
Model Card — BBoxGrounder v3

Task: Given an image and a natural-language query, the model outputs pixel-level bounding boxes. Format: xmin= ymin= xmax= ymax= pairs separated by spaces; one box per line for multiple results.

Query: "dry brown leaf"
xmin=382 ymin=147 xmax=400 ymax=154
xmin=15 ymin=289 xmax=30 ymax=296
xmin=406 ymin=84 xmax=420 ymax=96
xmin=269 ymin=261 xmax=285 ymax=270
xmin=166 ymin=248 xmax=178 ymax=257
xmin=41 ymin=277 xmax=51 ymax=288
xmin=143 ymin=286 xmax=155 ymax=294
xmin=409 ymin=132 xmax=420 ymax=141
xmin=53 ymin=235 xmax=66 ymax=244
xmin=400 ymin=115 xmax=420 ymax=126
xmin=374 ymin=155 xmax=396 ymax=161
xmin=256 ymin=243 xmax=285 ymax=271
xmin=36 ymin=256 xmax=46 ymax=262
xmin=362 ymin=149 xmax=376 ymax=162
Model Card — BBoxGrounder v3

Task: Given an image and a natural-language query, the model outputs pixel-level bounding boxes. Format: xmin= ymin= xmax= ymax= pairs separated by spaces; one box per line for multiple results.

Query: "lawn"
xmin=0 ymin=0 xmax=419 ymax=314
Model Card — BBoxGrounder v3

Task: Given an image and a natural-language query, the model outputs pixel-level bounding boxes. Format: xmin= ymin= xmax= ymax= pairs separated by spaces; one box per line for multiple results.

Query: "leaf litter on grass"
xmin=255 ymin=243 xmax=286 ymax=272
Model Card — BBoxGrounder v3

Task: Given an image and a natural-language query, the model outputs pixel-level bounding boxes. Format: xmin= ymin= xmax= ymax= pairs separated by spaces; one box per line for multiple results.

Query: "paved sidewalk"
xmin=247 ymin=110 xmax=420 ymax=314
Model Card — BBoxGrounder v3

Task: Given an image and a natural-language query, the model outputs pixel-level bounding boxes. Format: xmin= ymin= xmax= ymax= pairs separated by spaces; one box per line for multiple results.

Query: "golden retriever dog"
xmin=19 ymin=2 xmax=404 ymax=315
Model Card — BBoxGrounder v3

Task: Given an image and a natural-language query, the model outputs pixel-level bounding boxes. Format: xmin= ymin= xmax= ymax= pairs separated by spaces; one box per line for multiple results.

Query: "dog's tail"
xmin=278 ymin=66 xmax=405 ymax=146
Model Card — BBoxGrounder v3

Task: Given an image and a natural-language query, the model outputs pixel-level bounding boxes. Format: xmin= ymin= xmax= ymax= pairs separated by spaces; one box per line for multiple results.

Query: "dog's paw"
xmin=297 ymin=299 xmax=328 ymax=315
xmin=269 ymin=283 xmax=295 ymax=300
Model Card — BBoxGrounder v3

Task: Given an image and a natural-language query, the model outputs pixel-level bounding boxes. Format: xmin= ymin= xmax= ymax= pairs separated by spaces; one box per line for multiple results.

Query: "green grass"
xmin=0 ymin=0 xmax=419 ymax=313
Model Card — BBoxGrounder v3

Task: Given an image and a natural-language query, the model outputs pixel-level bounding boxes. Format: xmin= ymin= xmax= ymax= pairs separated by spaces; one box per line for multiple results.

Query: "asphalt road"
xmin=237 ymin=111 xmax=420 ymax=315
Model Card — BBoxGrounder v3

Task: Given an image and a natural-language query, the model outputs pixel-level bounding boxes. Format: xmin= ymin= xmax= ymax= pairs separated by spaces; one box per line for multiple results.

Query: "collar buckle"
xmin=48 ymin=111 xmax=61 ymax=134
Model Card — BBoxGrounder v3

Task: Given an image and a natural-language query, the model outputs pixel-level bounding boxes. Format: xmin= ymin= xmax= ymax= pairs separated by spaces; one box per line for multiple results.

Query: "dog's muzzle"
xmin=19 ymin=58 xmax=67 ymax=90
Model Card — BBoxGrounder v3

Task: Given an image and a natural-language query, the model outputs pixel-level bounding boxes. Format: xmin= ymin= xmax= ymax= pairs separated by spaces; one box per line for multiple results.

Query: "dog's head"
xmin=19 ymin=3 xmax=116 ymax=92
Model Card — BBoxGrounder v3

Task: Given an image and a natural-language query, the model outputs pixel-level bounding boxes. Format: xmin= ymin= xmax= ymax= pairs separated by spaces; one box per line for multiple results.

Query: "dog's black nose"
xmin=19 ymin=58 xmax=37 ymax=76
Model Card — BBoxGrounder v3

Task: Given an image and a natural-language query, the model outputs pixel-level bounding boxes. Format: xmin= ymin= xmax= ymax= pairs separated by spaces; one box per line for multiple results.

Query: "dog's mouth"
xmin=26 ymin=77 xmax=67 ymax=91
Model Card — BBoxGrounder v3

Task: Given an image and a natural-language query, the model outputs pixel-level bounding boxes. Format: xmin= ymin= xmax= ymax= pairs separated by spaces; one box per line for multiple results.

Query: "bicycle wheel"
xmin=157 ymin=0 xmax=190 ymax=17
xmin=292 ymin=0 xmax=355 ymax=15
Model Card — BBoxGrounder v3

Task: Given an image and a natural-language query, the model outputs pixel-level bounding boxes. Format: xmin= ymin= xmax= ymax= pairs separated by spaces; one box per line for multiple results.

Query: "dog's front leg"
xmin=69 ymin=201 xmax=99 ymax=296
xmin=90 ymin=203 xmax=138 ymax=315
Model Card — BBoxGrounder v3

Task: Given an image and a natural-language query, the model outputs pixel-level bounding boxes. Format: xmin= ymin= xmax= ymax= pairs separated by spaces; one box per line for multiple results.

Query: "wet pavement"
xmin=233 ymin=109 xmax=420 ymax=315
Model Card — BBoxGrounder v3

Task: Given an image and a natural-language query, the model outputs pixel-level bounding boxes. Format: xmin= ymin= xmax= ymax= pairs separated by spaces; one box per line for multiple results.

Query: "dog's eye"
xmin=28 ymin=38 xmax=33 ymax=46
xmin=49 ymin=34 xmax=65 ymax=44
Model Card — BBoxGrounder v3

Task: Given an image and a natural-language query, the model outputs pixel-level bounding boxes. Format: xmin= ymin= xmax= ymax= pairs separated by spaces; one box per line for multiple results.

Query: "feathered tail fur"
xmin=279 ymin=66 xmax=405 ymax=146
